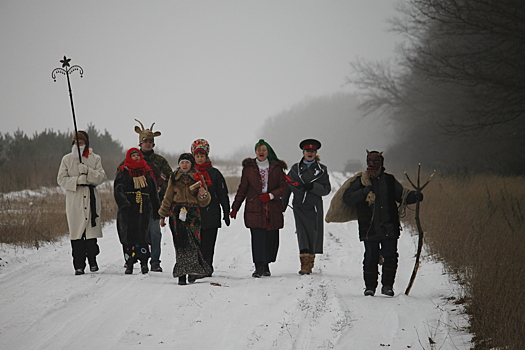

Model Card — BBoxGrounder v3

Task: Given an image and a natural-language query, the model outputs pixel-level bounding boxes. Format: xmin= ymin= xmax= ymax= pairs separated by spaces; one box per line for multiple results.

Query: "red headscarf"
xmin=119 ymin=148 xmax=155 ymax=179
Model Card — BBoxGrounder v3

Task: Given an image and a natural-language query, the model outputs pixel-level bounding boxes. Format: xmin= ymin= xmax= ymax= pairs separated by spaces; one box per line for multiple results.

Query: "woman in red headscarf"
xmin=114 ymin=148 xmax=160 ymax=274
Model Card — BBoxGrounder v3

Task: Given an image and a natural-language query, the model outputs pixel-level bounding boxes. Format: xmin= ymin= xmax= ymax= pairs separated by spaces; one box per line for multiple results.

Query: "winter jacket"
xmin=200 ymin=166 xmax=230 ymax=230
xmin=231 ymin=158 xmax=288 ymax=230
xmin=158 ymin=168 xmax=211 ymax=218
xmin=343 ymin=172 xmax=418 ymax=241
xmin=114 ymin=170 xmax=160 ymax=245
xmin=283 ymin=159 xmax=331 ymax=253
xmin=57 ymin=149 xmax=107 ymax=240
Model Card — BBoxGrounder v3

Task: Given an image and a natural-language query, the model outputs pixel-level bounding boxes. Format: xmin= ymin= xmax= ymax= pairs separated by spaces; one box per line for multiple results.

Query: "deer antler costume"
xmin=135 ymin=119 xmax=161 ymax=144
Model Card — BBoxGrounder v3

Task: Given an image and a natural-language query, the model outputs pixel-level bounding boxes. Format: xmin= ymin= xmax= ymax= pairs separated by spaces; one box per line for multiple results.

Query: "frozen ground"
xmin=0 ymin=172 xmax=471 ymax=349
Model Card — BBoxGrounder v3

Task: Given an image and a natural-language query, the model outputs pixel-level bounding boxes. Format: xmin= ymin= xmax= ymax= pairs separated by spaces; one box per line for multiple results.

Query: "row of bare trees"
xmin=0 ymin=125 xmax=125 ymax=193
xmin=350 ymin=0 xmax=525 ymax=174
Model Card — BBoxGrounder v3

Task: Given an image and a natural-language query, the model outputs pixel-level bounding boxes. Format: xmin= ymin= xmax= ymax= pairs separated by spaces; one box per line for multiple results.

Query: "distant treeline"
xmin=0 ymin=125 xmax=125 ymax=193
xmin=349 ymin=0 xmax=525 ymax=175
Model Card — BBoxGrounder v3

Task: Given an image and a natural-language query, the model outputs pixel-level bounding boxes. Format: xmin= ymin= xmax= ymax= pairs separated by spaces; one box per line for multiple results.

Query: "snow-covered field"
xmin=0 ymin=172 xmax=471 ymax=349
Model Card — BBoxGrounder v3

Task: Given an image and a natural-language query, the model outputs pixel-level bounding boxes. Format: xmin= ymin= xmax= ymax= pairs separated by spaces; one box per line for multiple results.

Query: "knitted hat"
xmin=191 ymin=139 xmax=210 ymax=156
xmin=178 ymin=153 xmax=196 ymax=166
xmin=71 ymin=130 xmax=89 ymax=148
xmin=134 ymin=119 xmax=161 ymax=144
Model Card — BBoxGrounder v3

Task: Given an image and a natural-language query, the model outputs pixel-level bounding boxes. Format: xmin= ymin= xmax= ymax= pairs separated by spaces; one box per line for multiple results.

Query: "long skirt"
xmin=168 ymin=204 xmax=212 ymax=278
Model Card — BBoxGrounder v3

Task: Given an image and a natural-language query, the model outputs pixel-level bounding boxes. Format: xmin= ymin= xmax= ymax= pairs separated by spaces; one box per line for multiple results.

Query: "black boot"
xmin=381 ymin=262 xmax=398 ymax=294
xmin=178 ymin=275 xmax=187 ymax=285
xmin=263 ymin=263 xmax=271 ymax=277
xmin=125 ymin=258 xmax=135 ymax=275
xmin=363 ymin=266 xmax=378 ymax=296
xmin=141 ymin=263 xmax=149 ymax=274
xmin=252 ymin=263 xmax=264 ymax=278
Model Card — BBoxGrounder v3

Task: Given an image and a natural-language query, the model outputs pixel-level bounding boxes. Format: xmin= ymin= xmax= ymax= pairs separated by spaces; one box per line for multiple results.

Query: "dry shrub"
xmin=0 ymin=183 xmax=117 ymax=248
xmin=416 ymin=174 xmax=525 ymax=350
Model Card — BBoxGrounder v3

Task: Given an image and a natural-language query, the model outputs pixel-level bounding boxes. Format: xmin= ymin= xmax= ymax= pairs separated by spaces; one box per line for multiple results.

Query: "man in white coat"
xmin=57 ymin=131 xmax=107 ymax=275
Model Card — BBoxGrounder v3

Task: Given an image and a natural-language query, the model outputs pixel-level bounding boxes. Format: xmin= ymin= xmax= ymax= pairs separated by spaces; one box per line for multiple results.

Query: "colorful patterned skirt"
xmin=168 ymin=203 xmax=212 ymax=278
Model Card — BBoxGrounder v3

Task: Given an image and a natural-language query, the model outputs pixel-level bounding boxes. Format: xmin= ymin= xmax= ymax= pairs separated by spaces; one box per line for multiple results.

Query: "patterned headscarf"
xmin=254 ymin=139 xmax=283 ymax=164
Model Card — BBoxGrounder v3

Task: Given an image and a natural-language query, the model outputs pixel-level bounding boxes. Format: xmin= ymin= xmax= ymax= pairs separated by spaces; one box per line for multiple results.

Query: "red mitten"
xmin=229 ymin=210 xmax=237 ymax=219
xmin=260 ymin=193 xmax=271 ymax=203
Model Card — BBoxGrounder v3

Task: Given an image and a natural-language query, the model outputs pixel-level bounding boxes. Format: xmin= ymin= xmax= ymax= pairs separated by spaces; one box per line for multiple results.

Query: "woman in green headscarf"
xmin=230 ymin=140 xmax=289 ymax=277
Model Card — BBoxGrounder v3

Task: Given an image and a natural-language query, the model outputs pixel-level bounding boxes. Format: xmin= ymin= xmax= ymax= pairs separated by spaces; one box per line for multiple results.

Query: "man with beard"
xmin=342 ymin=150 xmax=423 ymax=297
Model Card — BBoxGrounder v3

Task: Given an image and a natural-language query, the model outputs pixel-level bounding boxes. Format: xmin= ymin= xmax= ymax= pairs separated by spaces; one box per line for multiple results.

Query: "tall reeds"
xmin=414 ymin=174 xmax=525 ymax=350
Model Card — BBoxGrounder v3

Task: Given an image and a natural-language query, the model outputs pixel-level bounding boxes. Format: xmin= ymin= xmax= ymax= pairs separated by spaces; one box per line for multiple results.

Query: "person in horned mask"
xmin=57 ymin=131 xmax=107 ymax=275
xmin=128 ymin=119 xmax=173 ymax=272
xmin=343 ymin=150 xmax=423 ymax=297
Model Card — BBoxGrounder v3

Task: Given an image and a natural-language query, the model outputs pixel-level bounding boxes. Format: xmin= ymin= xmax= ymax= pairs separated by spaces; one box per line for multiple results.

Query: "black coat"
xmin=343 ymin=172 xmax=418 ymax=241
xmin=283 ymin=159 xmax=331 ymax=253
xmin=200 ymin=166 xmax=230 ymax=230
xmin=114 ymin=171 xmax=160 ymax=245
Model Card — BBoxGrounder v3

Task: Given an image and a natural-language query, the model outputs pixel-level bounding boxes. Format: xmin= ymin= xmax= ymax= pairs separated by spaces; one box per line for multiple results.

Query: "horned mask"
xmin=135 ymin=119 xmax=161 ymax=144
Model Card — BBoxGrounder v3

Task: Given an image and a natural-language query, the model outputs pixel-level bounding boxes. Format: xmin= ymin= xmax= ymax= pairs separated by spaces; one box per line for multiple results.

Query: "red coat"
xmin=232 ymin=158 xmax=288 ymax=230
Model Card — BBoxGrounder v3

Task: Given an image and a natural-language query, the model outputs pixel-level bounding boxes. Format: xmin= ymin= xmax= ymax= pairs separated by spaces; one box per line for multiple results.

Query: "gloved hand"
xmin=223 ymin=215 xmax=231 ymax=226
xmin=229 ymin=210 xmax=237 ymax=219
xmin=260 ymin=193 xmax=272 ymax=203
xmin=78 ymin=163 xmax=88 ymax=175
xmin=303 ymin=182 xmax=314 ymax=191
xmin=416 ymin=192 xmax=424 ymax=202
xmin=77 ymin=174 xmax=88 ymax=185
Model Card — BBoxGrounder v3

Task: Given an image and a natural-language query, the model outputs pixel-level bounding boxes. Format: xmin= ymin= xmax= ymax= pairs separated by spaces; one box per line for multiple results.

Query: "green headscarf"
xmin=255 ymin=139 xmax=282 ymax=163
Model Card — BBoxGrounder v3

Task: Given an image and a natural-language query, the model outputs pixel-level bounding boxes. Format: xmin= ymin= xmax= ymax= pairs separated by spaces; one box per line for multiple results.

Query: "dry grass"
xmin=409 ymin=174 xmax=525 ymax=350
xmin=0 ymin=183 xmax=117 ymax=248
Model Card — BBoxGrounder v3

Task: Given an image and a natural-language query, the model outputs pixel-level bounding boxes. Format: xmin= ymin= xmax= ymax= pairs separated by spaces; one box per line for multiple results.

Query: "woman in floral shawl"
xmin=114 ymin=148 xmax=160 ymax=274
xmin=159 ymin=153 xmax=212 ymax=285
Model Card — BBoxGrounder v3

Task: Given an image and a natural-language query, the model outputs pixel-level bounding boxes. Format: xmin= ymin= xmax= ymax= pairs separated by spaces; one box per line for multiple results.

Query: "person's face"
xmin=131 ymin=152 xmax=141 ymax=162
xmin=179 ymin=160 xmax=192 ymax=172
xmin=303 ymin=149 xmax=317 ymax=161
xmin=194 ymin=152 xmax=207 ymax=165
xmin=140 ymin=139 xmax=154 ymax=152
xmin=74 ymin=140 xmax=86 ymax=147
xmin=256 ymin=145 xmax=268 ymax=161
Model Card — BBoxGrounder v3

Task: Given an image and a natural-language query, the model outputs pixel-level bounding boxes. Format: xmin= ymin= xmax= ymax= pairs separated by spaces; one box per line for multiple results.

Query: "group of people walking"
xmin=58 ymin=120 xmax=423 ymax=296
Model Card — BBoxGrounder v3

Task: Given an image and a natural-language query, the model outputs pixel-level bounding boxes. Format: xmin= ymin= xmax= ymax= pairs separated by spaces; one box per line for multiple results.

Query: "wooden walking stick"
xmin=404 ymin=164 xmax=436 ymax=296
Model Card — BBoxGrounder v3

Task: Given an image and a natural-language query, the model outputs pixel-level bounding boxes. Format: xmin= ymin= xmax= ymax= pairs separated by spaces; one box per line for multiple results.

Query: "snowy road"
xmin=0 ymin=173 xmax=471 ymax=349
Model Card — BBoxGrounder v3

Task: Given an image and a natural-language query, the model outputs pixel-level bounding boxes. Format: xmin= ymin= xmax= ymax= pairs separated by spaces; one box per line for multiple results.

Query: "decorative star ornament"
xmin=60 ymin=56 xmax=71 ymax=68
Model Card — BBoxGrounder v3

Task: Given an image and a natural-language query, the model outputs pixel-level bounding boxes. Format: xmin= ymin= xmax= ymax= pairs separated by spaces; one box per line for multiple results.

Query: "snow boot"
xmin=125 ymin=259 xmax=135 ymax=275
xmin=252 ymin=263 xmax=264 ymax=278
xmin=299 ymin=254 xmax=312 ymax=275
xmin=90 ymin=264 xmax=99 ymax=272
xmin=310 ymin=254 xmax=315 ymax=272
xmin=263 ymin=263 xmax=271 ymax=277
xmin=363 ymin=265 xmax=378 ymax=293
xmin=75 ymin=269 xmax=85 ymax=275
xmin=381 ymin=262 xmax=397 ymax=290
xmin=381 ymin=285 xmax=395 ymax=297
xmin=141 ymin=263 xmax=149 ymax=274
xmin=364 ymin=289 xmax=375 ymax=296
xmin=178 ymin=275 xmax=187 ymax=285
xmin=150 ymin=262 xmax=163 ymax=272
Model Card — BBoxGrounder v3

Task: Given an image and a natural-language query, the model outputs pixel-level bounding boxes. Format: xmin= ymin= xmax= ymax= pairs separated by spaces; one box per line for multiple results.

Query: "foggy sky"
xmin=0 ymin=0 xmax=399 ymax=159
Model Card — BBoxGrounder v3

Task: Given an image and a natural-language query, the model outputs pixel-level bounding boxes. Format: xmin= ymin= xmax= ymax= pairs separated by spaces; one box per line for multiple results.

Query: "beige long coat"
xmin=57 ymin=149 xmax=107 ymax=240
